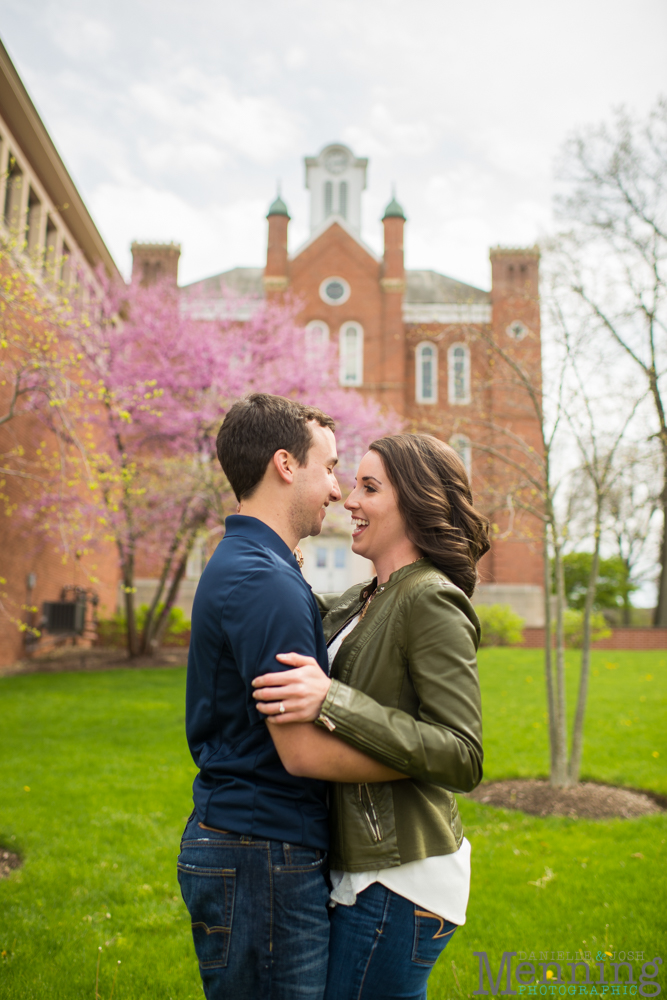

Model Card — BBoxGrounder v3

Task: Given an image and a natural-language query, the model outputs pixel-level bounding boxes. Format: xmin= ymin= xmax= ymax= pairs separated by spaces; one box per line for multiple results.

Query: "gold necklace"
xmin=359 ymin=556 xmax=423 ymax=621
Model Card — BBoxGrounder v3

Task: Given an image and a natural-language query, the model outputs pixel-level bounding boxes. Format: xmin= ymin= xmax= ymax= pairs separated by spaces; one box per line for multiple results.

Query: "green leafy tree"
xmin=561 ymin=552 xmax=638 ymax=613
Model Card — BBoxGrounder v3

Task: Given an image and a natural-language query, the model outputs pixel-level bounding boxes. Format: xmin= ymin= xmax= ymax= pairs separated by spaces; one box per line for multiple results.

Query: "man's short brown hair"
xmin=216 ymin=393 xmax=335 ymax=502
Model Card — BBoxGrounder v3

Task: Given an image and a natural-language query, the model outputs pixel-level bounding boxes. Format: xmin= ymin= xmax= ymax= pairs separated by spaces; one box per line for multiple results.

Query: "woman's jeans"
xmin=325 ymin=881 xmax=457 ymax=1000
xmin=177 ymin=813 xmax=329 ymax=1000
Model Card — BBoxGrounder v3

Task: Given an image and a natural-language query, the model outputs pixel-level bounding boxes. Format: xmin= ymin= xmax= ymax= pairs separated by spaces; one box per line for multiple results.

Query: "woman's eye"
xmin=364 ymin=485 xmax=376 ymax=493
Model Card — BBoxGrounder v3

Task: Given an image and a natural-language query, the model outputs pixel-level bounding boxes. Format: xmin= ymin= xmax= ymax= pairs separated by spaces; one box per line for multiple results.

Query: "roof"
xmin=181 ymin=266 xmax=489 ymax=306
xmin=404 ymin=270 xmax=489 ymax=304
xmin=181 ymin=267 xmax=264 ymax=298
xmin=0 ymin=39 xmax=120 ymax=279
xmin=267 ymin=194 xmax=290 ymax=218
xmin=382 ymin=196 xmax=406 ymax=220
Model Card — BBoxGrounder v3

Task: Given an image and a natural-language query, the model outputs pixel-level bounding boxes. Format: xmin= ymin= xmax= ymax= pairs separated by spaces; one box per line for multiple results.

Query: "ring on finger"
xmin=279 ymin=701 xmax=286 ymax=714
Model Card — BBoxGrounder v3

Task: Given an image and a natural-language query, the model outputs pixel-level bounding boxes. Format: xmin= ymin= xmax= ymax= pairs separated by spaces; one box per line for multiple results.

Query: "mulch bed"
xmin=466 ymin=779 xmax=666 ymax=819
xmin=0 ymin=850 xmax=22 ymax=880
xmin=1 ymin=646 xmax=188 ymax=678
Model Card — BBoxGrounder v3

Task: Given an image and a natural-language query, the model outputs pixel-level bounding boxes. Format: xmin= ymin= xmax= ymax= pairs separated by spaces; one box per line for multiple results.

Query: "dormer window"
xmin=415 ymin=342 xmax=437 ymax=404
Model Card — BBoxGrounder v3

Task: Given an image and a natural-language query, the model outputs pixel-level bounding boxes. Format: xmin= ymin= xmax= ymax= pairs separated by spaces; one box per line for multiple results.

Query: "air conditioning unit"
xmin=42 ymin=600 xmax=86 ymax=635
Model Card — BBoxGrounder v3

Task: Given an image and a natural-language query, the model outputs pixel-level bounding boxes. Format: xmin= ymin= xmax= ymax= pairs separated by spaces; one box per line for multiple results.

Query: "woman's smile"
xmin=351 ymin=516 xmax=369 ymax=538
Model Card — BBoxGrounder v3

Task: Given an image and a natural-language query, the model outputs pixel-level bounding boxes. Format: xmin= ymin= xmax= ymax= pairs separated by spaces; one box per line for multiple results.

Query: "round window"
xmin=506 ymin=320 xmax=529 ymax=341
xmin=319 ymin=276 xmax=350 ymax=305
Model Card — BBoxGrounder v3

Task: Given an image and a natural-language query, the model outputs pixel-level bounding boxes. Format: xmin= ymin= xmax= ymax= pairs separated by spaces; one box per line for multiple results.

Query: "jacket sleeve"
xmin=315 ymin=582 xmax=483 ymax=793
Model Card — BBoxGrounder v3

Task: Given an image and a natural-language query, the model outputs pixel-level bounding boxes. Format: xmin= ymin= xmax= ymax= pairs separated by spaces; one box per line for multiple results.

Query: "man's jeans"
xmin=178 ymin=812 xmax=329 ymax=1000
xmin=324 ymin=881 xmax=457 ymax=1000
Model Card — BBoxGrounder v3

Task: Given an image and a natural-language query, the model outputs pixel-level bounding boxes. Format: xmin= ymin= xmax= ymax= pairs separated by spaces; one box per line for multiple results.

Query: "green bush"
xmin=96 ymin=604 xmax=191 ymax=647
xmin=560 ymin=607 xmax=612 ymax=648
xmin=475 ymin=603 xmax=525 ymax=646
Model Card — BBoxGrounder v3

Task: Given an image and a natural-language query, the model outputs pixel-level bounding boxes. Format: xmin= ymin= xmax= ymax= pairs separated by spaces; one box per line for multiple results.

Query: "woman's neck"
xmin=373 ymin=541 xmax=423 ymax=586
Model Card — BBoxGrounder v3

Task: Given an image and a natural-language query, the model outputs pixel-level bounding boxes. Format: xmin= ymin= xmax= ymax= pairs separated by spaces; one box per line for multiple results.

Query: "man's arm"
xmin=268 ymin=722 xmax=408 ymax=782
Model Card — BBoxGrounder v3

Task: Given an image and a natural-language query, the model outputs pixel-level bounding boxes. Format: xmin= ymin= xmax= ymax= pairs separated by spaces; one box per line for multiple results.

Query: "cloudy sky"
xmin=2 ymin=0 xmax=666 ymax=289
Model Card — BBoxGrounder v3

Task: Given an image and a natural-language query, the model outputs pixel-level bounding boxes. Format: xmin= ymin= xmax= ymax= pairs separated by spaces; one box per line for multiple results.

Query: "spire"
xmin=382 ymin=188 xmax=406 ymax=220
xmin=267 ymin=187 xmax=290 ymax=219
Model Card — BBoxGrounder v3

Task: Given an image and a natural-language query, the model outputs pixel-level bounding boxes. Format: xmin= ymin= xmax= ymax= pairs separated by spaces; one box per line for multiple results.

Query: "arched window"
xmin=450 ymin=434 xmax=472 ymax=480
xmin=448 ymin=343 xmax=471 ymax=405
xmin=339 ymin=181 xmax=348 ymax=219
xmin=339 ymin=322 xmax=363 ymax=387
xmin=415 ymin=341 xmax=438 ymax=404
xmin=305 ymin=320 xmax=330 ymax=362
xmin=324 ymin=181 xmax=333 ymax=217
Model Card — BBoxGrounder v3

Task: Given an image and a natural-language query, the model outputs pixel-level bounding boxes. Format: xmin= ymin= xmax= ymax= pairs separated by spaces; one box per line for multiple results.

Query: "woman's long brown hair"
xmin=369 ymin=434 xmax=490 ymax=597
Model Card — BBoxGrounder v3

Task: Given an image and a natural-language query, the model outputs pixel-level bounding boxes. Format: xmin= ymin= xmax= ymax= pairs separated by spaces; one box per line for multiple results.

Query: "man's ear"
xmin=272 ymin=449 xmax=296 ymax=485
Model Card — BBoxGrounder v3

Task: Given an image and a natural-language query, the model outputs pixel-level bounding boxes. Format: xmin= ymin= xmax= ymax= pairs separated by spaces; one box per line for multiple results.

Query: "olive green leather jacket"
xmin=315 ymin=558 xmax=483 ymax=872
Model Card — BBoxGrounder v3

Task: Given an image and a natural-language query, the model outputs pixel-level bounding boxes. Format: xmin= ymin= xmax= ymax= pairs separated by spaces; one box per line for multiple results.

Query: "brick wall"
xmin=519 ymin=628 xmax=667 ymax=651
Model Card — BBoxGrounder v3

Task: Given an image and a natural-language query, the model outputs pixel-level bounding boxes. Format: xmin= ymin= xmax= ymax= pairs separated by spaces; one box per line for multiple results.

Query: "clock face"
xmin=324 ymin=148 xmax=349 ymax=175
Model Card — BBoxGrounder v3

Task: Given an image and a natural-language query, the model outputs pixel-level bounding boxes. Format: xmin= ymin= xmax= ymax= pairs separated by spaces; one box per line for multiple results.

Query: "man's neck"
xmin=237 ymin=498 xmax=299 ymax=553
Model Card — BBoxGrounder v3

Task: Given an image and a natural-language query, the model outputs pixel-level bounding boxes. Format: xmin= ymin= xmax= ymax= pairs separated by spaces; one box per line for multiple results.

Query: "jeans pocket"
xmin=177 ymin=863 xmax=236 ymax=970
xmin=276 ymin=846 xmax=327 ymax=872
xmin=411 ymin=909 xmax=457 ymax=966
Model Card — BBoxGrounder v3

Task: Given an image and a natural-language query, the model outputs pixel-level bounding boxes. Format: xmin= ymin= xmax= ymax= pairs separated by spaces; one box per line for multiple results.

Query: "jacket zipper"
xmin=358 ymin=783 xmax=383 ymax=842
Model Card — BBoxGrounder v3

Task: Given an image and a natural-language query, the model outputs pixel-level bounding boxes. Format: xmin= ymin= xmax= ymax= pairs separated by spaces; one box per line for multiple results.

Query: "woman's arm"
xmin=254 ymin=583 xmax=483 ymax=793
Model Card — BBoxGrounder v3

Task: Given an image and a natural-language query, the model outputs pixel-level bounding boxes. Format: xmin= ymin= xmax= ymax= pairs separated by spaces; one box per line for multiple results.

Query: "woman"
xmin=253 ymin=433 xmax=489 ymax=1000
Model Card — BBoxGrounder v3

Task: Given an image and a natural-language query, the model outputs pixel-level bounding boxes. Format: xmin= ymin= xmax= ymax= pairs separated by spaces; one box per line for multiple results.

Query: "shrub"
xmin=559 ymin=608 xmax=612 ymax=648
xmin=96 ymin=604 xmax=191 ymax=647
xmin=476 ymin=603 xmax=525 ymax=647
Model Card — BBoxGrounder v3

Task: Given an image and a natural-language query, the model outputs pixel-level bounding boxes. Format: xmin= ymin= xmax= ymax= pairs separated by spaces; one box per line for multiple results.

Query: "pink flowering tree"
xmin=34 ymin=279 xmax=399 ymax=658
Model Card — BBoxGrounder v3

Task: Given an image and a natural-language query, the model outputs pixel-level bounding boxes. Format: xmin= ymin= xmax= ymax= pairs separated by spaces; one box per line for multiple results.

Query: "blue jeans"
xmin=178 ymin=812 xmax=330 ymax=1000
xmin=324 ymin=881 xmax=457 ymax=1000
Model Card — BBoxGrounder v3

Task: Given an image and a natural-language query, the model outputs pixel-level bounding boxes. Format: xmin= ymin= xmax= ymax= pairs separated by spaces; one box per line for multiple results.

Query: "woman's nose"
xmin=344 ymin=492 xmax=359 ymax=510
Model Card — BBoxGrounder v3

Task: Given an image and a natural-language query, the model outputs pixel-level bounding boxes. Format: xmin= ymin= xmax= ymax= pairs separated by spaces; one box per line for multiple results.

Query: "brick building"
xmin=134 ymin=143 xmax=546 ymax=623
xmin=0 ymin=40 xmax=120 ymax=666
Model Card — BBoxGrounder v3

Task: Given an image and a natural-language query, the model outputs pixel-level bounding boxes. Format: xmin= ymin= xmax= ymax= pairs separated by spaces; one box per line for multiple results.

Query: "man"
xmin=178 ymin=393 xmax=393 ymax=1000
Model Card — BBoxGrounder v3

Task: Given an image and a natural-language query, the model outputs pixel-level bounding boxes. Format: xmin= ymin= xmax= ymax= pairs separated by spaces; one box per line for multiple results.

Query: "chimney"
xmin=130 ymin=242 xmax=181 ymax=287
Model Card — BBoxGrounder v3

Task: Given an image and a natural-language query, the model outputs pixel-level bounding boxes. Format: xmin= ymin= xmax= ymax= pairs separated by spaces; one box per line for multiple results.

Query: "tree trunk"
xmin=654 ymin=484 xmax=667 ymax=626
xmin=568 ymin=517 xmax=602 ymax=785
xmin=121 ymin=555 xmax=139 ymax=659
xmin=144 ymin=513 xmax=207 ymax=656
xmin=622 ymin=556 xmax=632 ymax=627
xmin=551 ymin=531 xmax=568 ymax=786
xmin=543 ymin=523 xmax=557 ymax=777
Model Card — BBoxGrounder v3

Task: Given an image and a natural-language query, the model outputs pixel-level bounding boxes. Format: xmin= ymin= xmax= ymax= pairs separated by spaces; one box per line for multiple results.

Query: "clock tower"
xmin=304 ymin=143 xmax=368 ymax=236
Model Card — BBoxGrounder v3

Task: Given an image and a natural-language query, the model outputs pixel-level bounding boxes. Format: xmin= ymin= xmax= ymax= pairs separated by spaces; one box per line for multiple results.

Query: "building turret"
xmin=264 ymin=192 xmax=290 ymax=297
xmin=380 ymin=194 xmax=407 ymax=412
xmin=130 ymin=242 xmax=181 ymax=286
xmin=304 ymin=144 xmax=368 ymax=236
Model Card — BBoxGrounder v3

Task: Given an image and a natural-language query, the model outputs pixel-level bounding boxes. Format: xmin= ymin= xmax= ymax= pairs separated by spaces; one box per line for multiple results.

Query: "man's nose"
xmin=330 ymin=477 xmax=342 ymax=502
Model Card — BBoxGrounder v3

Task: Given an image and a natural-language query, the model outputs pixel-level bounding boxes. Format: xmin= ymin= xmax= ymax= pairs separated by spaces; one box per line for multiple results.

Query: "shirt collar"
xmin=224 ymin=514 xmax=296 ymax=565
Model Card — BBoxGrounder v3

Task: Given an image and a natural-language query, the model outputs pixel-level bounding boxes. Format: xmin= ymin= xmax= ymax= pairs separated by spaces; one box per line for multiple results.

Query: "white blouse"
xmin=327 ymin=614 xmax=472 ymax=925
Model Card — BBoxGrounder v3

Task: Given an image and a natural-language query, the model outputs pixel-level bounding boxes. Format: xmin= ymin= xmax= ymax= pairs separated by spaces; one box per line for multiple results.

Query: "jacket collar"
xmin=359 ymin=557 xmax=429 ymax=602
xmin=224 ymin=514 xmax=295 ymax=566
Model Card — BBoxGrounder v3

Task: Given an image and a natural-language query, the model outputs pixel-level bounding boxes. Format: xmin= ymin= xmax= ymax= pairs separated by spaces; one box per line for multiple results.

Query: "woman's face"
xmin=344 ymin=451 xmax=408 ymax=562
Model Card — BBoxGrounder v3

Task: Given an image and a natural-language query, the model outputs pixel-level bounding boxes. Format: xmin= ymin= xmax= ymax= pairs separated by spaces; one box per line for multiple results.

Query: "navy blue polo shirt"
xmin=185 ymin=515 xmax=330 ymax=849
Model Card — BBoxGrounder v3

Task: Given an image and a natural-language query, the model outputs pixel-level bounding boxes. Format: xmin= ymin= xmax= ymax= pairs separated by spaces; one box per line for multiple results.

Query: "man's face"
xmin=289 ymin=422 xmax=341 ymax=540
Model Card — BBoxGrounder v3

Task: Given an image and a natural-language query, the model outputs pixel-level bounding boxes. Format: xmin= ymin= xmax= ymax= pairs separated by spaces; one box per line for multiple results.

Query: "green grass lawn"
xmin=0 ymin=650 xmax=665 ymax=999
